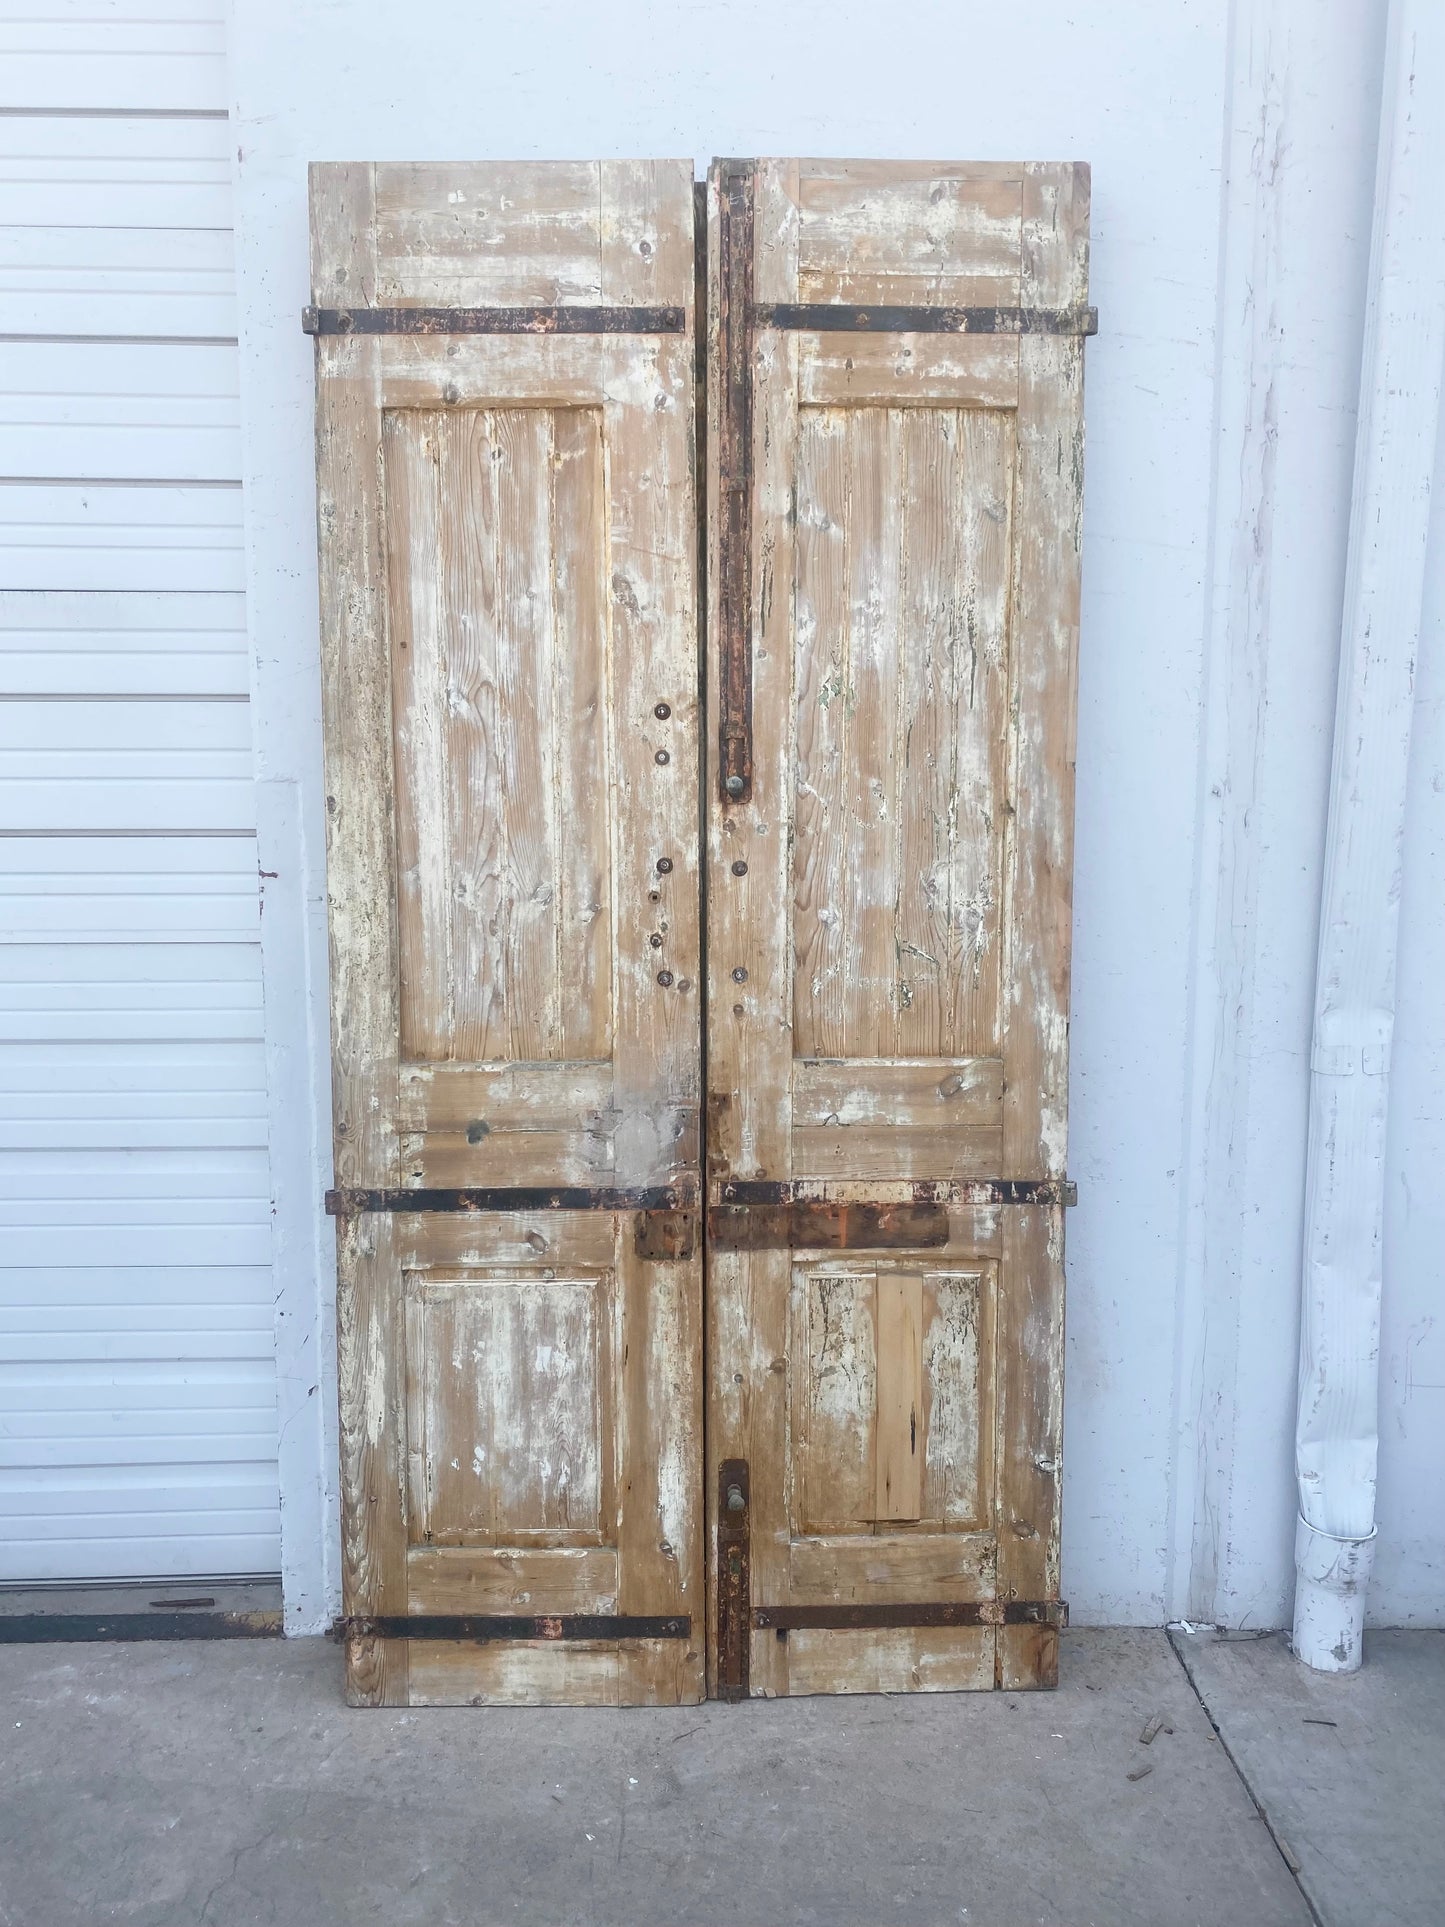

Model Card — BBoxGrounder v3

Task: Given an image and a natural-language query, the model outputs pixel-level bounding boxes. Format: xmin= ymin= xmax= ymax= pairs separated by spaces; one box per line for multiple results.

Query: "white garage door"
xmin=0 ymin=0 xmax=281 ymax=1580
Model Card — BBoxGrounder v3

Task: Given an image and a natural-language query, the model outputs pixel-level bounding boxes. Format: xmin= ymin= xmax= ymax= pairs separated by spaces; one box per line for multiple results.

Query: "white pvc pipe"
xmin=1294 ymin=0 xmax=1445 ymax=1673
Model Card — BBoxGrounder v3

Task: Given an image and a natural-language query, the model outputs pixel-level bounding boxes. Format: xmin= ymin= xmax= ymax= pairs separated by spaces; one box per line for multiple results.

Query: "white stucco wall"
xmin=225 ymin=0 xmax=1444 ymax=1630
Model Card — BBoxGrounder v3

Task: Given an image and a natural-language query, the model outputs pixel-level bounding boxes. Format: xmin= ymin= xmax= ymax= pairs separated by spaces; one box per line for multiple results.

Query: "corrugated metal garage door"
xmin=0 ymin=1 xmax=281 ymax=1580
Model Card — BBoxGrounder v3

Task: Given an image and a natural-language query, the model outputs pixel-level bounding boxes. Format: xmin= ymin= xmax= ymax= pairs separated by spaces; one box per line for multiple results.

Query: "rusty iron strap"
xmin=326 ymin=1182 xmax=698 ymax=1216
xmin=344 ymin=1614 xmax=690 ymax=1642
xmin=712 ymin=1178 xmax=1078 ymax=1208
xmin=716 ymin=1459 xmax=751 ymax=1700
xmin=752 ymin=1600 xmax=1069 ymax=1632
xmin=716 ymin=160 xmax=755 ymax=806
xmin=753 ymin=303 xmax=1098 ymax=336
xmin=707 ymin=1201 xmax=949 ymax=1251
xmin=302 ymin=305 xmax=685 ymax=335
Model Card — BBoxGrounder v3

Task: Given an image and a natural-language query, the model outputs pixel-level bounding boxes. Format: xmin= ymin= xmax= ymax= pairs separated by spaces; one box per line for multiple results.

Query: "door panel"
xmin=313 ymin=161 xmax=703 ymax=1706
xmin=704 ymin=159 xmax=1088 ymax=1696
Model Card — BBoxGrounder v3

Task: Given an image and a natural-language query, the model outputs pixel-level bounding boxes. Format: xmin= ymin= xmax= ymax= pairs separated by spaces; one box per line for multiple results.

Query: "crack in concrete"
xmin=1167 ymin=1629 xmax=1325 ymax=1927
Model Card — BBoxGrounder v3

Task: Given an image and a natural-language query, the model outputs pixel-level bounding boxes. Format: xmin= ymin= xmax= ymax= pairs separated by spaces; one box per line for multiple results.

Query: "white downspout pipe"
xmin=1294 ymin=0 xmax=1445 ymax=1674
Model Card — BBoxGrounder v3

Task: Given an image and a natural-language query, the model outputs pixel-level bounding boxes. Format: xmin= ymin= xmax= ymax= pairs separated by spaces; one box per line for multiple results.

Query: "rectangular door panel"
xmin=704 ymin=158 xmax=1089 ymax=1696
xmin=313 ymin=161 xmax=703 ymax=1706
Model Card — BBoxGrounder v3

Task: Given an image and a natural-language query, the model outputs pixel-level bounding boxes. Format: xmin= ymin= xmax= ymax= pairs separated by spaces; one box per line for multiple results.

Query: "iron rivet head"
xmin=654 ymin=701 xmax=671 ymax=720
xmin=732 ymin=967 xmax=748 ymax=984
xmin=724 ymin=774 xmax=745 ymax=797
xmin=677 ymin=978 xmax=692 ymax=993
xmin=655 ymin=749 xmax=670 ymax=766
xmin=656 ymin=856 xmax=673 ymax=875
xmin=732 ymin=1003 xmax=744 ymax=1016
xmin=725 ymin=1483 xmax=745 ymax=1514
xmin=731 ymin=860 xmax=748 ymax=877
xmin=649 ymin=933 xmax=663 ymax=948
xmin=657 ymin=970 xmax=674 ymax=987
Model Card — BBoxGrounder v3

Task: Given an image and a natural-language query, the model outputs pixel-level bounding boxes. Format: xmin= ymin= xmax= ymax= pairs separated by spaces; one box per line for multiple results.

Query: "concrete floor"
xmin=0 ymin=1627 xmax=1437 ymax=1927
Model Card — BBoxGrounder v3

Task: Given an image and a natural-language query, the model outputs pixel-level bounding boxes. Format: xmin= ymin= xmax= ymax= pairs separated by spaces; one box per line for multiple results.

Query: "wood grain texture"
xmin=408 ymin=1545 xmax=619 ymax=1613
xmin=874 ymin=1272 xmax=923 ymax=1520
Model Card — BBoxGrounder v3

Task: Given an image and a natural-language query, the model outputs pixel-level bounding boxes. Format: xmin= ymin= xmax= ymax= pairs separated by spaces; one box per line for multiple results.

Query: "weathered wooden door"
xmin=314 ymin=156 xmax=1088 ymax=1705
xmin=703 ymin=160 xmax=1089 ymax=1696
xmin=312 ymin=162 xmax=705 ymax=1705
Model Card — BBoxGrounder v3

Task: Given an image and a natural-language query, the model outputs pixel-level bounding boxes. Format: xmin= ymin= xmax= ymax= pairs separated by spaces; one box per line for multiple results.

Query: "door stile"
xmin=313 ymin=164 xmax=410 ymax=1704
xmin=995 ymin=164 xmax=1089 ymax=1690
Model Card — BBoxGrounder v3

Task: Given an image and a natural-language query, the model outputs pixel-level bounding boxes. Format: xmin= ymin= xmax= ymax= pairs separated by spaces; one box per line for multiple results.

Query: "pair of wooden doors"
xmin=311 ymin=158 xmax=1090 ymax=1706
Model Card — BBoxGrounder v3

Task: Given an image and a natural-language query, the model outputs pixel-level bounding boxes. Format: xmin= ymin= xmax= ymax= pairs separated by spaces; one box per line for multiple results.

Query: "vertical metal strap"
xmin=716 ymin=1457 xmax=751 ymax=1699
xmin=716 ymin=161 xmax=755 ymax=806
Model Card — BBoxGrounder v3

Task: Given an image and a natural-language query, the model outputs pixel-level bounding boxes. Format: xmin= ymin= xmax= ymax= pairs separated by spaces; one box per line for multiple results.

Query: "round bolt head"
xmin=731 ymin=860 xmax=748 ymax=876
xmin=724 ymin=774 xmax=745 ymax=796
xmin=654 ymin=701 xmax=672 ymax=720
xmin=656 ymin=857 xmax=673 ymax=874
xmin=732 ymin=966 xmax=748 ymax=984
xmin=656 ymin=970 xmax=674 ymax=987
xmin=655 ymin=749 xmax=670 ymax=766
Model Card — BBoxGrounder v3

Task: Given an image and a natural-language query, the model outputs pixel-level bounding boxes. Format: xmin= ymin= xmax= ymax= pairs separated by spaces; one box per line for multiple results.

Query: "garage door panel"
xmin=0 ymin=591 xmax=250 ymax=698
xmin=0 ymin=483 xmax=245 ymax=594
xmin=0 ymin=5 xmax=279 ymax=1583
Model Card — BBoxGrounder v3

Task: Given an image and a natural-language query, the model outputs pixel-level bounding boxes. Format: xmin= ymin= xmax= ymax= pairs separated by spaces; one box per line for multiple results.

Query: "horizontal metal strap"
xmin=344 ymin=1613 xmax=690 ymax=1643
xmin=707 ymin=1201 xmax=949 ymax=1251
xmin=754 ymin=302 xmax=1097 ymax=337
xmin=326 ymin=1182 xmax=698 ymax=1216
xmin=752 ymin=1600 xmax=1068 ymax=1632
xmin=713 ymin=1179 xmax=1077 ymax=1209
xmin=302 ymin=304 xmax=686 ymax=336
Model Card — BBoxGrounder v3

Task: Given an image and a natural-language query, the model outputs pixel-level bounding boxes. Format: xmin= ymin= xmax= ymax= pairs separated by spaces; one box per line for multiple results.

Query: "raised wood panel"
xmin=791 ymin=1261 xmax=994 ymax=1540
xmin=386 ymin=405 xmax=611 ymax=1065
xmin=791 ymin=403 xmax=1012 ymax=1062
xmin=403 ymin=1270 xmax=612 ymax=1548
